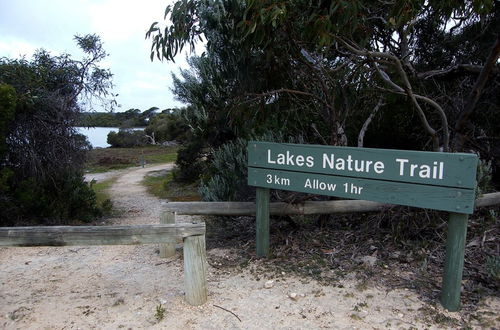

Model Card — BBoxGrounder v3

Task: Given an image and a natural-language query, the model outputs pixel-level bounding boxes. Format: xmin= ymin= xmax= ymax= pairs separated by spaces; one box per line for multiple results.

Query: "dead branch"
xmin=311 ymin=123 xmax=328 ymax=145
xmin=371 ymin=61 xmax=441 ymax=150
xmin=145 ymin=131 xmax=156 ymax=145
xmin=247 ymin=88 xmax=315 ymax=98
xmin=213 ymin=305 xmax=242 ymax=322
xmin=244 ymin=88 xmax=335 ymax=116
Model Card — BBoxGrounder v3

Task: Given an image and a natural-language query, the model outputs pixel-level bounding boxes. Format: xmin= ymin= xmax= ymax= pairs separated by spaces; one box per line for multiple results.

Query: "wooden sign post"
xmin=247 ymin=141 xmax=478 ymax=311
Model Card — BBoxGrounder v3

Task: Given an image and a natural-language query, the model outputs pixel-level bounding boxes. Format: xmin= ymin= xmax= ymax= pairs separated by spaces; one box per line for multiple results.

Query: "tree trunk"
xmin=358 ymin=97 xmax=384 ymax=147
xmin=330 ymin=122 xmax=348 ymax=146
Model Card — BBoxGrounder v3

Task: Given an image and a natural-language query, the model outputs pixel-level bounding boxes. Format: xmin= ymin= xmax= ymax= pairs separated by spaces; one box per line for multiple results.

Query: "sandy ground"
xmin=1 ymin=164 xmax=498 ymax=329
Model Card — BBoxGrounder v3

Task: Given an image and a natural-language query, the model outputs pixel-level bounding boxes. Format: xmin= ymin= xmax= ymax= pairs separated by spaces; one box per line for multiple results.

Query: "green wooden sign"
xmin=248 ymin=142 xmax=477 ymax=214
xmin=249 ymin=168 xmax=475 ymax=213
xmin=247 ymin=141 xmax=479 ymax=312
xmin=249 ymin=142 xmax=477 ymax=189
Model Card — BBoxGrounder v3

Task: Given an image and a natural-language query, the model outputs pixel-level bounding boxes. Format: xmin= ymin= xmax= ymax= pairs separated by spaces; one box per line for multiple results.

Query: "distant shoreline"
xmin=75 ymin=126 xmax=144 ymax=148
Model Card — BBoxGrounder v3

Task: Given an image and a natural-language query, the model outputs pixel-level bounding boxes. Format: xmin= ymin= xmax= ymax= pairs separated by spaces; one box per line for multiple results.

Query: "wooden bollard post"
xmin=256 ymin=187 xmax=270 ymax=258
xmin=441 ymin=212 xmax=469 ymax=311
xmin=183 ymin=234 xmax=207 ymax=306
xmin=160 ymin=211 xmax=176 ymax=258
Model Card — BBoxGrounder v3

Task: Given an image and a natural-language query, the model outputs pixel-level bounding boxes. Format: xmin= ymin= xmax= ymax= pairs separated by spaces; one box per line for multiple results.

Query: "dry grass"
xmin=142 ymin=170 xmax=201 ymax=201
xmin=85 ymin=146 xmax=178 ymax=172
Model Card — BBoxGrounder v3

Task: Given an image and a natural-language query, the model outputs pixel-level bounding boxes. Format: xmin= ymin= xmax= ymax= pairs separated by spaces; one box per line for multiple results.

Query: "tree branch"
xmin=417 ymin=64 xmax=499 ymax=80
xmin=337 ymin=37 xmax=449 ymax=151
xmin=358 ymin=96 xmax=385 ymax=147
xmin=453 ymin=34 xmax=500 ymax=151
xmin=244 ymin=88 xmax=334 ymax=112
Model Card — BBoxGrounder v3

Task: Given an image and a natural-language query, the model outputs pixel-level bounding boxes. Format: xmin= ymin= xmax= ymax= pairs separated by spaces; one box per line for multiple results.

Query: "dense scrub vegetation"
xmin=107 ymin=129 xmax=148 ymax=148
xmin=103 ymin=109 xmax=190 ymax=148
xmin=147 ymin=0 xmax=499 ymax=201
xmin=0 ymin=35 xmax=113 ymax=225
xmin=144 ymin=111 xmax=190 ymax=143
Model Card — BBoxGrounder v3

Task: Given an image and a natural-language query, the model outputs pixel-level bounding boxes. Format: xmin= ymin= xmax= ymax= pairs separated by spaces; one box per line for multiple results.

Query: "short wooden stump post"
xmin=160 ymin=211 xmax=176 ymax=258
xmin=183 ymin=234 xmax=208 ymax=306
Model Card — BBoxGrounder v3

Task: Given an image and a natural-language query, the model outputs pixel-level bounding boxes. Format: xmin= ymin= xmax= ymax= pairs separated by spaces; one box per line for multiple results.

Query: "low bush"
xmin=199 ymin=133 xmax=302 ymax=201
xmin=97 ymin=156 xmax=132 ymax=166
xmin=144 ymin=112 xmax=190 ymax=143
xmin=199 ymin=138 xmax=251 ymax=201
xmin=1 ymin=171 xmax=101 ymax=225
xmin=107 ymin=129 xmax=148 ymax=148
xmin=172 ymin=138 xmax=206 ymax=183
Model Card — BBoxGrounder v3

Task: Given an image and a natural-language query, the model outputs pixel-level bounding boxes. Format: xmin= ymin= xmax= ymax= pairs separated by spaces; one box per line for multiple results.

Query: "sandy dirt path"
xmin=1 ymin=164 xmax=498 ymax=329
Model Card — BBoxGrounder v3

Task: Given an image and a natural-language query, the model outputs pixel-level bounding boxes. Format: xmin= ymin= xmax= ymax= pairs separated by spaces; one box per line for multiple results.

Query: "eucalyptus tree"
xmin=147 ymin=1 xmax=327 ymax=181
xmin=237 ymin=0 xmax=499 ymax=152
xmin=148 ymin=0 xmax=499 ymax=153
xmin=147 ymin=0 xmax=334 ymax=144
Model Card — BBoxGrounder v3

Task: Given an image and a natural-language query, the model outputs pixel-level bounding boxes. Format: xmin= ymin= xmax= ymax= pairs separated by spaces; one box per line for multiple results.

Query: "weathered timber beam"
xmin=0 ymin=223 xmax=205 ymax=247
xmin=475 ymin=192 xmax=500 ymax=208
xmin=162 ymin=200 xmax=388 ymax=216
xmin=162 ymin=192 xmax=500 ymax=216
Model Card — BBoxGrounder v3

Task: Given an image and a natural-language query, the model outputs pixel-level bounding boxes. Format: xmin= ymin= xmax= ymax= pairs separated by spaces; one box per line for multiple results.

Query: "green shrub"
xmin=100 ymin=198 xmax=113 ymax=216
xmin=199 ymin=138 xmax=250 ymax=201
xmin=199 ymin=133 xmax=301 ymax=201
xmin=1 ymin=171 xmax=100 ymax=225
xmin=476 ymin=159 xmax=494 ymax=196
xmin=485 ymin=255 xmax=500 ymax=284
xmin=0 ymin=36 xmax=112 ymax=226
xmin=172 ymin=138 xmax=206 ymax=183
xmin=107 ymin=129 xmax=148 ymax=148
xmin=0 ymin=83 xmax=16 ymax=156
xmin=144 ymin=112 xmax=190 ymax=143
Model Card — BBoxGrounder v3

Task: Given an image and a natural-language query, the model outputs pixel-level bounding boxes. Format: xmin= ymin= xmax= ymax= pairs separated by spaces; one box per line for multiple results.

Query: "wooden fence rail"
xmin=162 ymin=192 xmax=500 ymax=216
xmin=0 ymin=223 xmax=204 ymax=247
xmin=0 ymin=222 xmax=208 ymax=306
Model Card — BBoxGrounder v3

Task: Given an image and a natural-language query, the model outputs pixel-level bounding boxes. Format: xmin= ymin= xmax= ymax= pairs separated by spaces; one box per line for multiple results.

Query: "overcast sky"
xmin=0 ymin=0 xmax=196 ymax=112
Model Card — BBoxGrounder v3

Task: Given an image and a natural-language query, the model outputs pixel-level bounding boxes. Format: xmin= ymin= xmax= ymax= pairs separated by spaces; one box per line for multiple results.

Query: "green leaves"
xmin=164 ymin=5 xmax=172 ymax=19
xmin=145 ymin=22 xmax=159 ymax=39
xmin=0 ymin=83 xmax=17 ymax=157
xmin=472 ymin=0 xmax=494 ymax=15
xmin=147 ymin=0 xmax=499 ymax=186
xmin=146 ymin=0 xmax=205 ymax=62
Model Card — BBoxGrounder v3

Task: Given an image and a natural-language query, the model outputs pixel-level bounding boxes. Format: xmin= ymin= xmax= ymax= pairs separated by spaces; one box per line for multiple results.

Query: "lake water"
xmin=76 ymin=127 xmax=146 ymax=148
xmin=76 ymin=127 xmax=118 ymax=148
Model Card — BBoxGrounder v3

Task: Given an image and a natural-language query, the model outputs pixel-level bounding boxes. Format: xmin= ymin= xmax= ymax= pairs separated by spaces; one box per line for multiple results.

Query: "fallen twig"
xmin=154 ymin=258 xmax=177 ymax=266
xmin=213 ymin=304 xmax=242 ymax=322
